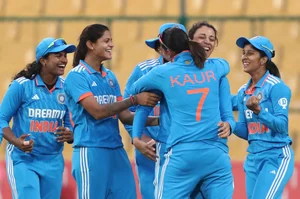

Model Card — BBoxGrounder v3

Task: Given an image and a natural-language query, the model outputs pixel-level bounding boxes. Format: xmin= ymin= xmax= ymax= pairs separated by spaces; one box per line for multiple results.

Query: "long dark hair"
xmin=246 ymin=41 xmax=281 ymax=78
xmin=161 ymin=28 xmax=206 ymax=68
xmin=13 ymin=54 xmax=50 ymax=80
xmin=73 ymin=24 xmax=109 ymax=67
xmin=188 ymin=21 xmax=219 ymax=46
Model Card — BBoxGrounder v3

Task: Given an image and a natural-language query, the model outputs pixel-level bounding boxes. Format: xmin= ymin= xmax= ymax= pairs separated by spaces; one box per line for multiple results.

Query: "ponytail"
xmin=73 ymin=42 xmax=87 ymax=67
xmin=266 ymin=60 xmax=281 ymax=78
xmin=188 ymin=41 xmax=207 ymax=69
xmin=13 ymin=61 xmax=42 ymax=80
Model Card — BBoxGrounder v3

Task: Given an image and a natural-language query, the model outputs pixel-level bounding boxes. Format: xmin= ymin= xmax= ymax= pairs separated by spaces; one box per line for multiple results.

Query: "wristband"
xmin=129 ymin=95 xmax=136 ymax=105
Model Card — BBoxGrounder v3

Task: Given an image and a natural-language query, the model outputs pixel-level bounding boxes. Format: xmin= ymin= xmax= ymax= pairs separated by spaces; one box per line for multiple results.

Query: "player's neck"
xmin=84 ymin=56 xmax=103 ymax=72
xmin=40 ymin=72 xmax=57 ymax=86
xmin=250 ymin=69 xmax=266 ymax=86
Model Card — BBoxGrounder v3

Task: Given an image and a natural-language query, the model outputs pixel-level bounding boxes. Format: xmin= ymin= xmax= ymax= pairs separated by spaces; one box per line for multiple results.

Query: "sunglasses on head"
xmin=158 ymin=33 xmax=170 ymax=50
xmin=261 ymin=44 xmax=275 ymax=58
xmin=41 ymin=38 xmax=67 ymax=58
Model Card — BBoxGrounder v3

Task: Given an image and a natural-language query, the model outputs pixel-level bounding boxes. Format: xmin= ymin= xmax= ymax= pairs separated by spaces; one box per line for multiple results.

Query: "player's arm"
xmin=65 ymin=72 xmax=159 ymax=120
xmin=131 ymin=67 xmax=163 ymax=94
xmin=231 ymin=94 xmax=238 ymax=111
xmin=123 ymin=65 xmax=143 ymax=136
xmin=218 ymin=77 xmax=236 ymax=138
xmin=255 ymin=83 xmax=290 ymax=133
xmin=233 ymin=93 xmax=248 ymax=140
xmin=0 ymin=81 xmax=34 ymax=152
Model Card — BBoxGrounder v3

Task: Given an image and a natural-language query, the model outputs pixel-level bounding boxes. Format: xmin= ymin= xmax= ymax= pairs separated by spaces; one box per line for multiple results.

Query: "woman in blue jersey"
xmin=131 ymin=27 xmax=235 ymax=199
xmin=233 ymin=36 xmax=294 ymax=199
xmin=0 ymin=37 xmax=76 ymax=199
xmin=124 ymin=22 xmax=186 ymax=199
xmin=64 ymin=24 xmax=160 ymax=199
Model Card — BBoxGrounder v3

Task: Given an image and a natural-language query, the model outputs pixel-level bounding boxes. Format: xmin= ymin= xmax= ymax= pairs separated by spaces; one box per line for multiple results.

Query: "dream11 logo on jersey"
xmin=245 ymin=109 xmax=270 ymax=135
xmin=28 ymin=109 xmax=66 ymax=133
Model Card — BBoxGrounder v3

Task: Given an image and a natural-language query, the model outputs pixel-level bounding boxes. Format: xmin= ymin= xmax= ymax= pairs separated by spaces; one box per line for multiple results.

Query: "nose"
xmin=109 ymin=40 xmax=114 ymax=48
xmin=61 ymin=55 xmax=68 ymax=64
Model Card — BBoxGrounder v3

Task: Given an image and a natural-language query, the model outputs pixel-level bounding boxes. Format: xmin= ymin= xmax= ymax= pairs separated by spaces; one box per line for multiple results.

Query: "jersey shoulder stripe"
xmin=15 ymin=77 xmax=30 ymax=85
xmin=71 ymin=65 xmax=86 ymax=73
xmin=138 ymin=59 xmax=160 ymax=71
xmin=265 ymin=75 xmax=281 ymax=86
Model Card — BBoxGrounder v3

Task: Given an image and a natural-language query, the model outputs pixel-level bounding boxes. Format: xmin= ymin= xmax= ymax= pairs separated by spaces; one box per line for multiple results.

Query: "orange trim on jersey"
xmin=101 ymin=71 xmax=107 ymax=77
xmin=69 ymin=112 xmax=75 ymax=128
xmin=48 ymin=86 xmax=56 ymax=93
xmin=260 ymin=74 xmax=270 ymax=87
xmin=80 ymin=62 xmax=92 ymax=74
xmin=78 ymin=92 xmax=93 ymax=102
xmin=245 ymin=87 xmax=256 ymax=94
xmin=117 ymin=96 xmax=123 ymax=101
xmin=35 ymin=78 xmax=39 ymax=86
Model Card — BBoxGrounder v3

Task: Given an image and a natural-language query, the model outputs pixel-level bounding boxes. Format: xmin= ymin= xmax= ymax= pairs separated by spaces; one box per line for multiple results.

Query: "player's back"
xmin=156 ymin=54 xmax=230 ymax=149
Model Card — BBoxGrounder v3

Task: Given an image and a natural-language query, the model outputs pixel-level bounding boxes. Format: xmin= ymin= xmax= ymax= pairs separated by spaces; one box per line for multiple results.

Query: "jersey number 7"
xmin=187 ymin=88 xmax=209 ymax=121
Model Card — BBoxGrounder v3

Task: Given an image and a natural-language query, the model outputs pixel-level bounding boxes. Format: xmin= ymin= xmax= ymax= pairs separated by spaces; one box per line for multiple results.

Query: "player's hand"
xmin=135 ymin=92 xmax=160 ymax=107
xmin=246 ymin=96 xmax=261 ymax=114
xmin=15 ymin=134 xmax=34 ymax=153
xmin=218 ymin=121 xmax=231 ymax=138
xmin=55 ymin=127 xmax=73 ymax=143
xmin=133 ymin=138 xmax=158 ymax=161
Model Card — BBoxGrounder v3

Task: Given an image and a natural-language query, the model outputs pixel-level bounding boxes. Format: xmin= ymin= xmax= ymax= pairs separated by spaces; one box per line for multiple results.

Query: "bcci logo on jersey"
xmin=108 ymin=78 xmax=114 ymax=88
xmin=57 ymin=93 xmax=66 ymax=104
xmin=278 ymin=98 xmax=288 ymax=109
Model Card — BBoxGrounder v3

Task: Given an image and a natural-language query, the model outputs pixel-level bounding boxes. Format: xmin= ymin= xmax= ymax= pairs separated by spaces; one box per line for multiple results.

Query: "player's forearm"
xmin=233 ymin=122 xmax=248 ymax=140
xmin=257 ymin=109 xmax=288 ymax=134
xmin=3 ymin=127 xmax=19 ymax=146
xmin=95 ymin=98 xmax=134 ymax=120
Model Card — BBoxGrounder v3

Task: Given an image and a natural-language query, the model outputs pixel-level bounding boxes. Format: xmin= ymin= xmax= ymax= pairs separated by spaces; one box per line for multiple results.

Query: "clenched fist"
xmin=246 ymin=96 xmax=261 ymax=114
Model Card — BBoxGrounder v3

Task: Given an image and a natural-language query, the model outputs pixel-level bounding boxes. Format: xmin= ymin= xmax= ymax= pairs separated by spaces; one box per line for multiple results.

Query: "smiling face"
xmin=241 ymin=44 xmax=267 ymax=74
xmin=90 ymin=30 xmax=114 ymax=61
xmin=191 ymin=25 xmax=217 ymax=58
xmin=40 ymin=51 xmax=68 ymax=76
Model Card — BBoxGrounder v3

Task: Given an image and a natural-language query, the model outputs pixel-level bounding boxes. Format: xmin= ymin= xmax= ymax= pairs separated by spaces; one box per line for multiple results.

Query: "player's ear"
xmin=39 ymin=57 xmax=46 ymax=66
xmin=86 ymin=40 xmax=94 ymax=51
xmin=260 ymin=57 xmax=268 ymax=66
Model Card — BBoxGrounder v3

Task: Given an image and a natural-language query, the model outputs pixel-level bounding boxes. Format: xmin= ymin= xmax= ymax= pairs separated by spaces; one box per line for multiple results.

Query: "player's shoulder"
xmin=207 ymin=57 xmax=229 ymax=66
xmin=69 ymin=64 xmax=88 ymax=74
xmin=206 ymin=57 xmax=230 ymax=75
xmin=265 ymin=75 xmax=291 ymax=93
xmin=264 ymin=74 xmax=283 ymax=87
xmin=137 ymin=58 xmax=160 ymax=71
xmin=13 ymin=77 xmax=30 ymax=85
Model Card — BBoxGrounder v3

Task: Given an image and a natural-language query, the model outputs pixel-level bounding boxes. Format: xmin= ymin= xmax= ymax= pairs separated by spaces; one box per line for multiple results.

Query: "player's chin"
xmin=55 ymin=70 xmax=65 ymax=76
xmin=104 ymin=54 xmax=112 ymax=60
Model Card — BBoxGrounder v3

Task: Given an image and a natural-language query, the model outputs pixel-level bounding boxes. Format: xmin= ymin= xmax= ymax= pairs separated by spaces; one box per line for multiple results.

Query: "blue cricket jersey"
xmin=123 ymin=57 xmax=163 ymax=139
xmin=64 ymin=60 xmax=123 ymax=148
xmin=131 ymin=51 xmax=234 ymax=150
xmin=132 ymin=58 xmax=235 ymax=145
xmin=234 ymin=71 xmax=292 ymax=153
xmin=0 ymin=75 xmax=72 ymax=155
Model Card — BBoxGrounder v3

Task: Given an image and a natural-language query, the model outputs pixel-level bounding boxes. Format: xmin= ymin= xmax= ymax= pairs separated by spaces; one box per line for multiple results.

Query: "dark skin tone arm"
xmin=3 ymin=127 xmax=34 ymax=153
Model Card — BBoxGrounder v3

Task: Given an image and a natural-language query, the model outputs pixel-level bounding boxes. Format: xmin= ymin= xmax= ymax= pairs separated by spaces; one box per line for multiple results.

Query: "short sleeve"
xmin=64 ymin=72 xmax=93 ymax=103
xmin=0 ymin=80 xmax=24 ymax=128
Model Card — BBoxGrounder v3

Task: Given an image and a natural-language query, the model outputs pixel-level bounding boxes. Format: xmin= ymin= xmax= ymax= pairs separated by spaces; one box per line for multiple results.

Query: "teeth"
xmin=204 ymin=47 xmax=210 ymax=50
xmin=106 ymin=49 xmax=112 ymax=52
xmin=58 ymin=64 xmax=65 ymax=68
